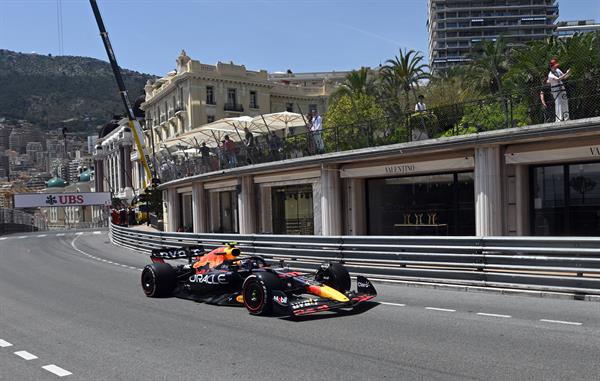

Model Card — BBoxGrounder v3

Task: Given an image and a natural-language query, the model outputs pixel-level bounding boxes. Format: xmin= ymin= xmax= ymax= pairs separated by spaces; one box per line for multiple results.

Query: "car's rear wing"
xmin=151 ymin=245 xmax=205 ymax=263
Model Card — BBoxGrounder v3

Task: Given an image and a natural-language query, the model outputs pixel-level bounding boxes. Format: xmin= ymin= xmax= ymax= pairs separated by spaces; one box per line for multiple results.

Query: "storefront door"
xmin=271 ymin=185 xmax=314 ymax=235
xmin=367 ymin=172 xmax=475 ymax=236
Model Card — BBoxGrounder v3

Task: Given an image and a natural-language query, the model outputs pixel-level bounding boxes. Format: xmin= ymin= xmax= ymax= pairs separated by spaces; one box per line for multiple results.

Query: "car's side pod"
xmin=356 ymin=276 xmax=377 ymax=296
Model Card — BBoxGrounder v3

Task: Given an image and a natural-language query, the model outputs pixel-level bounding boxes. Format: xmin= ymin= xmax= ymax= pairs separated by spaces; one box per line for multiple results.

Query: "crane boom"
xmin=89 ymin=0 xmax=154 ymax=188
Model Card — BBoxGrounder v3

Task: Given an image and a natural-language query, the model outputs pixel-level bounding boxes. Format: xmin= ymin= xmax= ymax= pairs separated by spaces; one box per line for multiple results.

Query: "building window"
xmin=367 ymin=172 xmax=475 ymax=236
xmin=286 ymin=103 xmax=294 ymax=112
xmin=206 ymin=86 xmax=215 ymax=105
xmin=271 ymin=185 xmax=314 ymax=235
xmin=218 ymin=191 xmax=238 ymax=233
xmin=227 ymin=88 xmax=237 ymax=105
xmin=531 ymin=162 xmax=600 ymax=236
xmin=207 ymin=115 xmax=215 ymax=124
xmin=249 ymin=91 xmax=258 ymax=109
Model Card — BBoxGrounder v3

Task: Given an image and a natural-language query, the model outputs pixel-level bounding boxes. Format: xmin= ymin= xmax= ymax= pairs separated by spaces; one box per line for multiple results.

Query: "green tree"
xmin=330 ymin=67 xmax=377 ymax=102
xmin=323 ymin=94 xmax=390 ymax=151
xmin=380 ymin=49 xmax=429 ymax=113
xmin=468 ymin=37 xmax=509 ymax=95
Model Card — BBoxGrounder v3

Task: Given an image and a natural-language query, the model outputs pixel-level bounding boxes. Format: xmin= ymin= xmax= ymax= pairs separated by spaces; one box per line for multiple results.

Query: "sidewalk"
xmin=128 ymin=224 xmax=161 ymax=233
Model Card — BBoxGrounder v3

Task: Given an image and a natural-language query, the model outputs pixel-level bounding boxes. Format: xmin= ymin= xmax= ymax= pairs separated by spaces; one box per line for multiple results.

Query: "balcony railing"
xmin=155 ymin=77 xmax=600 ymax=183
xmin=224 ymin=103 xmax=244 ymax=112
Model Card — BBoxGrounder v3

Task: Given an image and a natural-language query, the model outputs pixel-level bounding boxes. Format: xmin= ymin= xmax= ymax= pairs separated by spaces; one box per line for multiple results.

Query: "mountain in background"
xmin=0 ymin=49 xmax=155 ymax=133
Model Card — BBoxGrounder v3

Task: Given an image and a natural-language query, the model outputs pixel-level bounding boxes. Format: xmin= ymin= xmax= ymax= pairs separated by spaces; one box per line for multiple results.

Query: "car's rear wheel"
xmin=316 ymin=262 xmax=351 ymax=292
xmin=141 ymin=263 xmax=176 ymax=297
xmin=242 ymin=275 xmax=274 ymax=315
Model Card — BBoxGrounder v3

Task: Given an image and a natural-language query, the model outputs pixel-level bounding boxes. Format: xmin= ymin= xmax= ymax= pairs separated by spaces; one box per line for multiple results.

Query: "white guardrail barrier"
xmin=110 ymin=223 xmax=600 ymax=296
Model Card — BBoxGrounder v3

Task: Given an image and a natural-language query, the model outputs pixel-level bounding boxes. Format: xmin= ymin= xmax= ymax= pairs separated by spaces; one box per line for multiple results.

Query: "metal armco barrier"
xmin=110 ymin=223 xmax=600 ymax=296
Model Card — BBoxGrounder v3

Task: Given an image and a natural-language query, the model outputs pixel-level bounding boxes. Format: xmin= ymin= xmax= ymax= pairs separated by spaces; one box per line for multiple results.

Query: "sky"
xmin=0 ymin=0 xmax=599 ymax=76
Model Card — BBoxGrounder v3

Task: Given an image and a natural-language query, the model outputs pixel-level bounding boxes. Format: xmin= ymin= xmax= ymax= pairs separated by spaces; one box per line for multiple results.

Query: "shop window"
xmin=218 ymin=191 xmax=238 ymax=233
xmin=367 ymin=172 xmax=474 ymax=236
xmin=271 ymin=185 xmax=314 ymax=235
xmin=178 ymin=193 xmax=193 ymax=232
xmin=532 ymin=162 xmax=600 ymax=236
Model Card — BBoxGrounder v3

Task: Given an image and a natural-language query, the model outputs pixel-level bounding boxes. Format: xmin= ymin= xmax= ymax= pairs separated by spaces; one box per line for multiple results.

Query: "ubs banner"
xmin=14 ymin=192 xmax=112 ymax=208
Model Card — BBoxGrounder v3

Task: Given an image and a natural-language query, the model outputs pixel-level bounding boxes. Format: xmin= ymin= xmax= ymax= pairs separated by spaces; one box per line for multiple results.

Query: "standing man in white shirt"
xmin=311 ymin=110 xmax=324 ymax=154
xmin=415 ymin=95 xmax=427 ymax=112
xmin=547 ymin=58 xmax=571 ymax=122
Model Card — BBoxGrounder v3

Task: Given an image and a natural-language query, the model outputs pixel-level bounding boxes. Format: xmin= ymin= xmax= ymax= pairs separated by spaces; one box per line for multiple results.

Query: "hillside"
xmin=0 ymin=49 xmax=154 ymax=132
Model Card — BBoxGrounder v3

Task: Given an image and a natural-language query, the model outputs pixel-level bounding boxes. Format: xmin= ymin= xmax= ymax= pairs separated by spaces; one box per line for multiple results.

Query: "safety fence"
xmin=0 ymin=208 xmax=47 ymax=235
xmin=110 ymin=223 xmax=600 ymax=296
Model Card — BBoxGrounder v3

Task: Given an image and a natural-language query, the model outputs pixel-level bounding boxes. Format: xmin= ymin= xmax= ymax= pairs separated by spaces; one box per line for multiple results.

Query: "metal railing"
xmin=156 ymin=77 xmax=600 ymax=183
xmin=110 ymin=223 xmax=600 ymax=296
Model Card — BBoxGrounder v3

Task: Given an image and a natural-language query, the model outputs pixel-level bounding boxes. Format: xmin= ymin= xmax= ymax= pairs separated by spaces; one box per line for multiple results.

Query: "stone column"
xmin=474 ymin=146 xmax=503 ymax=236
xmin=237 ymin=176 xmax=256 ymax=234
xmin=118 ymin=145 xmax=125 ymax=192
xmin=166 ymin=188 xmax=180 ymax=232
xmin=192 ymin=182 xmax=206 ymax=233
xmin=259 ymin=186 xmax=272 ymax=234
xmin=95 ymin=159 xmax=104 ymax=192
xmin=347 ymin=178 xmax=366 ymax=235
xmin=321 ymin=164 xmax=342 ymax=236
xmin=515 ymin=165 xmax=530 ymax=236
xmin=123 ymin=144 xmax=132 ymax=188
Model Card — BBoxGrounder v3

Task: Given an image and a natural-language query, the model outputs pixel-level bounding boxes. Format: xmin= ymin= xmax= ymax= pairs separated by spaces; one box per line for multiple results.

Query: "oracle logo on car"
xmin=189 ymin=273 xmax=229 ymax=285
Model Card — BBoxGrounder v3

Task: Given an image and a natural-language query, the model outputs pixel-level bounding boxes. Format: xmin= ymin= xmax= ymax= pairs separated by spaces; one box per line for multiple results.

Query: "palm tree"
xmin=468 ymin=37 xmax=509 ymax=95
xmin=380 ymin=48 xmax=429 ymax=112
xmin=330 ymin=67 xmax=377 ymax=102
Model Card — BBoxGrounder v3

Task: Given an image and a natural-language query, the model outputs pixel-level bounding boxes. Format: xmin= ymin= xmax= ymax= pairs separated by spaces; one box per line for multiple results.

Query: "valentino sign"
xmin=340 ymin=157 xmax=474 ymax=178
xmin=13 ymin=192 xmax=112 ymax=208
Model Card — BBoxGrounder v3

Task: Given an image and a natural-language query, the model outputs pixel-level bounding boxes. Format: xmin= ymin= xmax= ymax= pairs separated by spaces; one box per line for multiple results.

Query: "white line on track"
xmin=36 ymin=234 xmax=47 ymax=238
xmin=0 ymin=339 xmax=13 ymax=347
xmin=380 ymin=302 xmax=406 ymax=307
xmin=0 ymin=237 xmax=7 ymax=241
xmin=17 ymin=236 xmax=27 ymax=239
xmin=425 ymin=307 xmax=456 ymax=312
xmin=540 ymin=319 xmax=582 ymax=326
xmin=477 ymin=313 xmax=512 ymax=318
xmin=56 ymin=233 xmax=65 ymax=236
xmin=42 ymin=364 xmax=72 ymax=377
xmin=92 ymin=231 xmax=102 ymax=235
xmin=14 ymin=351 xmax=38 ymax=360
xmin=75 ymin=232 xmax=83 ymax=236
xmin=70 ymin=235 xmax=142 ymax=272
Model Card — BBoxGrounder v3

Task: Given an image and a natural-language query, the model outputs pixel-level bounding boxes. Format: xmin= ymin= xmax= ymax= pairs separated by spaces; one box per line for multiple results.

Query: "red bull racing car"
xmin=141 ymin=243 xmax=377 ymax=316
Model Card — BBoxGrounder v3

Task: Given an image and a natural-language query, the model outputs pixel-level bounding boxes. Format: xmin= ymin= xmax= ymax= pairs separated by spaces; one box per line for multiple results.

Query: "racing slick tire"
xmin=242 ymin=273 xmax=279 ymax=315
xmin=141 ymin=263 xmax=176 ymax=297
xmin=316 ymin=262 xmax=351 ymax=293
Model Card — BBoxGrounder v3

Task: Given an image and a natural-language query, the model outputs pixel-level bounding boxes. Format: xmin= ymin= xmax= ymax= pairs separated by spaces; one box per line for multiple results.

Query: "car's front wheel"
xmin=141 ymin=263 xmax=176 ymax=297
xmin=242 ymin=274 xmax=275 ymax=315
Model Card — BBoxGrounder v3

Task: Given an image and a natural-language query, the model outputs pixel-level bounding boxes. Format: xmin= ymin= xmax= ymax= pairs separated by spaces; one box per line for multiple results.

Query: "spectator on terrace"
xmin=311 ymin=110 xmax=324 ymax=154
xmin=200 ymin=142 xmax=210 ymax=170
xmin=268 ymin=131 xmax=282 ymax=161
xmin=223 ymin=135 xmax=237 ymax=168
xmin=547 ymin=58 xmax=571 ymax=122
xmin=244 ymin=127 xmax=255 ymax=164
xmin=415 ymin=95 xmax=427 ymax=112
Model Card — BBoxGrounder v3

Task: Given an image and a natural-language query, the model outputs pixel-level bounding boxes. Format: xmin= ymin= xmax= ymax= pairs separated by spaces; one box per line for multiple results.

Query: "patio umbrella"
xmin=251 ymin=111 xmax=308 ymax=136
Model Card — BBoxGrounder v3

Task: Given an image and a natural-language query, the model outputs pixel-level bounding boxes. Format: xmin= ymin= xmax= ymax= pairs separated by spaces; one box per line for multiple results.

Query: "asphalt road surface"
xmin=1 ymin=230 xmax=599 ymax=380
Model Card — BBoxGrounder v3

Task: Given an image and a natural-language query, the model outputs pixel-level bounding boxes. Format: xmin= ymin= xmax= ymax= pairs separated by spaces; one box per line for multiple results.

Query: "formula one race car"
xmin=141 ymin=243 xmax=377 ymax=316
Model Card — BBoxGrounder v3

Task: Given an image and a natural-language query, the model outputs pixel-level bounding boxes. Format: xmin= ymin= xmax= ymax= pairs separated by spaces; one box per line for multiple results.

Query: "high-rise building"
xmin=26 ymin=142 xmax=43 ymax=164
xmin=556 ymin=19 xmax=600 ymax=38
xmin=428 ymin=0 xmax=559 ymax=72
xmin=0 ymin=125 xmax=11 ymax=151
